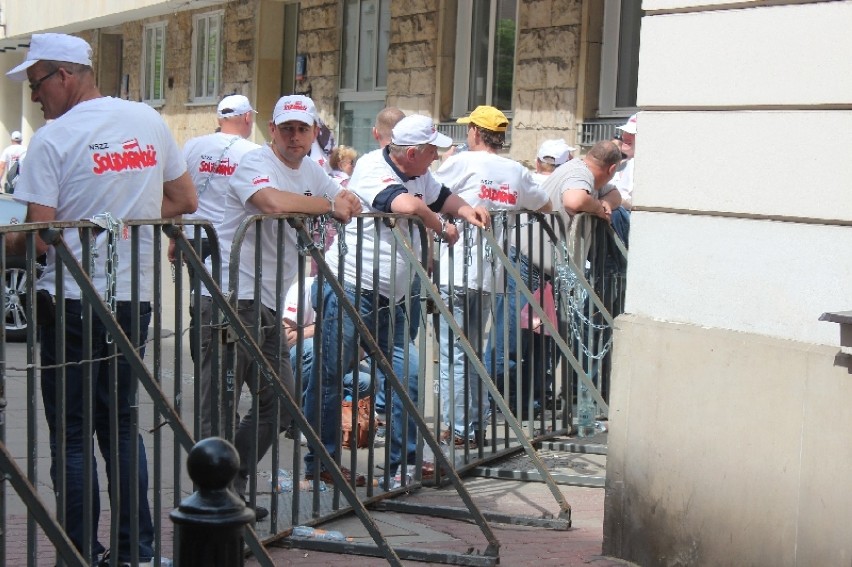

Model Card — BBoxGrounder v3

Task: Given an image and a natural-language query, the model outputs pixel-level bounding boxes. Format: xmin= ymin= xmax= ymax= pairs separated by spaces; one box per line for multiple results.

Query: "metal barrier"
xmin=0 ymin=209 xmax=626 ymax=566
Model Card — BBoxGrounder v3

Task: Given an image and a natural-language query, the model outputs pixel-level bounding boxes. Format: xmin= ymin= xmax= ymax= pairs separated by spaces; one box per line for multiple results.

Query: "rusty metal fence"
xmin=0 ymin=209 xmax=625 ymax=566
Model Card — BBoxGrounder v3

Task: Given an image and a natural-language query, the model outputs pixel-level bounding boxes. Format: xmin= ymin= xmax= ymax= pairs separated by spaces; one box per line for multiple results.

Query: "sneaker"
xmin=305 ymin=466 xmax=366 ymax=487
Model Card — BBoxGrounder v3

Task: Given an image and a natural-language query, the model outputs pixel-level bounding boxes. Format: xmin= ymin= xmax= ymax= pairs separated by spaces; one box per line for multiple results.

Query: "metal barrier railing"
xmin=0 ymin=208 xmax=626 ymax=566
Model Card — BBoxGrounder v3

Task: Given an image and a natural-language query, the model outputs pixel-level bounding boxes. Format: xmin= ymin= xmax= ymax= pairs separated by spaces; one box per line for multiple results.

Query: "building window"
xmin=338 ymin=0 xmax=390 ymax=154
xmin=191 ymin=11 xmax=223 ymax=102
xmin=598 ymin=0 xmax=643 ymax=117
xmin=452 ymin=0 xmax=517 ymax=117
xmin=142 ymin=22 xmax=166 ymax=104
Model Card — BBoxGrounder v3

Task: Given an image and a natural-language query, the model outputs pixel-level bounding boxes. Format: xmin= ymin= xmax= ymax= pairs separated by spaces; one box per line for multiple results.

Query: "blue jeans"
xmin=40 ymin=300 xmax=155 ymax=563
xmin=304 ymin=281 xmax=419 ymax=475
xmin=438 ymin=287 xmax=490 ymax=438
xmin=486 ymin=249 xmax=553 ymax=414
xmin=291 ymin=338 xmax=371 ymax=401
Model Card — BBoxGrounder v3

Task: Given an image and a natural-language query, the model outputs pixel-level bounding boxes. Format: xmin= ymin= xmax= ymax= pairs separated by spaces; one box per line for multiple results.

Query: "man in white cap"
xmin=4 ymin=33 xmax=197 ymax=566
xmin=612 ymin=113 xmax=637 ymax=210
xmin=181 ymin=94 xmax=260 ymax=362
xmin=0 ymin=130 xmax=26 ymax=192
xmin=197 ymin=94 xmax=361 ymax=518
xmin=533 ymin=138 xmax=575 ymax=184
xmin=434 ymin=105 xmax=551 ymax=447
xmin=309 ymin=113 xmax=489 ymax=488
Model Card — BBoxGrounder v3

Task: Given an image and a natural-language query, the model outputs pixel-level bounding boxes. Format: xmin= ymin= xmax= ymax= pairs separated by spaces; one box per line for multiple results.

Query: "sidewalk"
xmin=248 ymin=462 xmax=636 ymax=566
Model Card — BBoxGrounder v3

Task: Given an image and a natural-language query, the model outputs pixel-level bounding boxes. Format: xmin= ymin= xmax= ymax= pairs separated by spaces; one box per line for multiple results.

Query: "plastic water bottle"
xmin=577 ymin=384 xmax=596 ymax=437
xmin=291 ymin=525 xmax=349 ymax=542
xmin=272 ymin=469 xmax=328 ymax=493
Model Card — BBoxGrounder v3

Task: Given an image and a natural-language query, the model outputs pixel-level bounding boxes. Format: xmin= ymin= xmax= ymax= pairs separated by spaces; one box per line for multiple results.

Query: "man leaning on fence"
xmin=197 ymin=94 xmax=360 ymax=519
xmin=310 ymin=114 xmax=490 ymax=487
xmin=4 ymin=33 xmax=197 ymax=566
xmin=433 ymin=105 xmax=551 ymax=447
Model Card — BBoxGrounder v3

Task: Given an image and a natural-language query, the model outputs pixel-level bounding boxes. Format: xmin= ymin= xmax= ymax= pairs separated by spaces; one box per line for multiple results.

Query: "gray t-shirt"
xmin=527 ymin=159 xmax=616 ymax=273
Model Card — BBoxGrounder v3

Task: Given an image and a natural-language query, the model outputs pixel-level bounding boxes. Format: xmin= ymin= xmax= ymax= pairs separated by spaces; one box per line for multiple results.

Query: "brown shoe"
xmin=440 ymin=429 xmax=478 ymax=449
xmin=305 ymin=466 xmax=367 ymax=487
xmin=421 ymin=461 xmax=436 ymax=480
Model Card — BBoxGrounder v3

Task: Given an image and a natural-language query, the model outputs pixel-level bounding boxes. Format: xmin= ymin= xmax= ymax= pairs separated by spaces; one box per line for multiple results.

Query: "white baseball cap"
xmin=10 ymin=131 xmax=22 ymax=142
xmin=272 ymin=95 xmax=317 ymax=126
xmin=217 ymin=95 xmax=256 ymax=119
xmin=391 ymin=115 xmax=452 ymax=148
xmin=6 ymin=33 xmax=93 ymax=81
xmin=537 ymin=139 xmax=575 ymax=165
xmin=616 ymin=113 xmax=638 ymax=135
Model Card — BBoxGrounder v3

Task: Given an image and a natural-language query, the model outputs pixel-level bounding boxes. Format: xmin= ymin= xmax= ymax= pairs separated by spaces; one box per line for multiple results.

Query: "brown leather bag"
xmin=341 ymin=396 xmax=375 ymax=449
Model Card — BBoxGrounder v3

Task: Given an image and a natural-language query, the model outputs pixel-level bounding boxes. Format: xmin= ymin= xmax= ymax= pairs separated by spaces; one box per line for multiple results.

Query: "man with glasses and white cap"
xmin=197 ymin=94 xmax=361 ymax=518
xmin=181 ymin=94 xmax=260 ymax=363
xmin=5 ymin=32 xmax=197 ymax=567
xmin=310 ymin=114 xmax=489 ymax=489
xmin=0 ymin=130 xmax=26 ymax=191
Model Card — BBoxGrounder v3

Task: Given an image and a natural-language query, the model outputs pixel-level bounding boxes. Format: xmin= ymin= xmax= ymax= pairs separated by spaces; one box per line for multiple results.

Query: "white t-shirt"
xmin=310 ymin=140 xmax=331 ymax=173
xmin=283 ymin=276 xmax=315 ymax=326
xmin=325 ymin=147 xmax=447 ymax=303
xmin=182 ymin=132 xmax=260 ymax=225
xmin=1 ymin=143 xmax=26 ymax=186
xmin=205 ymin=144 xmax=340 ymax=310
xmin=14 ymin=97 xmax=186 ymax=301
xmin=612 ymin=158 xmax=634 ymax=209
xmin=434 ymin=151 xmax=548 ymax=290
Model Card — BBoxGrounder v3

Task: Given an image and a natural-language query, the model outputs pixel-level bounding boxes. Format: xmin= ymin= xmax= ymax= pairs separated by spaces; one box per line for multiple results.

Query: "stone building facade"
xmin=0 ymin=0 xmax=630 ymax=164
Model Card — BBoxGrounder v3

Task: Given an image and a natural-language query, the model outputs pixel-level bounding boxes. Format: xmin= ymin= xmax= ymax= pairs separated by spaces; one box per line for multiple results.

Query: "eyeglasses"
xmin=28 ymin=68 xmax=60 ymax=92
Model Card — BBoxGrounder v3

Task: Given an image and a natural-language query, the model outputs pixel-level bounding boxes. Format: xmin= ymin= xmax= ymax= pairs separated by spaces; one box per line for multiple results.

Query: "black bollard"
xmin=170 ymin=437 xmax=256 ymax=566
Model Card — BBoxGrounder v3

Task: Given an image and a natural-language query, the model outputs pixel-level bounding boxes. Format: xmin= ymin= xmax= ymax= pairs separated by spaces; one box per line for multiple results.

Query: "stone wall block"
xmin=408 ymin=68 xmax=435 ymax=95
xmin=515 ymin=60 xmax=547 ymax=90
xmin=523 ymin=0 xmax=554 ymax=29
xmin=300 ymin=5 xmax=337 ymax=31
xmin=312 ymin=52 xmax=338 ymax=77
xmin=552 ymin=0 xmax=582 ymax=27
xmin=386 ymin=71 xmax=411 ymax=94
xmin=393 ymin=12 xmax=437 ymax=43
xmin=386 ymin=44 xmax=407 ymax=72
xmin=394 ymin=0 xmax=438 ymax=17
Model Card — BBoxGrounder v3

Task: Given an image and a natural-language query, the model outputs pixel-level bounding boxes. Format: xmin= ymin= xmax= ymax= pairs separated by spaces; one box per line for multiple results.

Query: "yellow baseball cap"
xmin=456 ymin=106 xmax=509 ymax=132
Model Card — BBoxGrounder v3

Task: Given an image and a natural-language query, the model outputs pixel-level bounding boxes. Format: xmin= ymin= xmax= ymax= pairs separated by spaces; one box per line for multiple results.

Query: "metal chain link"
xmin=485 ymin=211 xmax=507 ymax=264
xmin=552 ymin=240 xmax=612 ymax=360
xmin=464 ymin=224 xmax=474 ymax=266
xmin=90 ymin=212 xmax=123 ymax=344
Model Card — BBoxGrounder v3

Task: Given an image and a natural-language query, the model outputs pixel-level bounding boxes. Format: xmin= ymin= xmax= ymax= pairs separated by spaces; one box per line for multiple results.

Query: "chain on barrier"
xmin=89 ymin=212 xmax=124 ymax=344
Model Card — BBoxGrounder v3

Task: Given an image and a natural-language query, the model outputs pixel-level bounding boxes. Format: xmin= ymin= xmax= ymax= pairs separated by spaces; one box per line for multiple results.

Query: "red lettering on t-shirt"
xmin=477 ymin=183 xmax=518 ymax=206
xmin=91 ymin=141 xmax=159 ymax=175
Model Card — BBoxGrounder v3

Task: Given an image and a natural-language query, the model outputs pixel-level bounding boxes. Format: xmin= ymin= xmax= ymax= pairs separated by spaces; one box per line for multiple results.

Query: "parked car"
xmin=1 ymin=194 xmax=35 ymax=341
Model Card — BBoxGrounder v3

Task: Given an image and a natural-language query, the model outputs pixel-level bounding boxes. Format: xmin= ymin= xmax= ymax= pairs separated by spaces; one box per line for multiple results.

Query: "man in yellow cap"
xmin=433 ymin=106 xmax=551 ymax=447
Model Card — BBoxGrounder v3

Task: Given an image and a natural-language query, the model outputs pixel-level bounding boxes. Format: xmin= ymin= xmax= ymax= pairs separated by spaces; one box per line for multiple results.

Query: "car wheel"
xmin=4 ymin=256 xmax=31 ymax=342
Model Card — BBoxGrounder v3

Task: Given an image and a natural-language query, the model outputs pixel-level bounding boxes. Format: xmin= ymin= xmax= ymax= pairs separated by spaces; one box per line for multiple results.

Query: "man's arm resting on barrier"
xmin=562 ymin=187 xmax=617 ymax=223
xmin=162 ymin=172 xmax=198 ymax=218
xmin=249 ymin=186 xmax=361 ymax=223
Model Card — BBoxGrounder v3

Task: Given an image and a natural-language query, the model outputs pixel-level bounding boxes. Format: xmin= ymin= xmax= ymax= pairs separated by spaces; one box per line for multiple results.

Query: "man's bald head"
xmin=374 ymin=107 xmax=405 ymax=147
xmin=583 ymin=140 xmax=624 ymax=190
xmin=585 ymin=140 xmax=623 ymax=169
